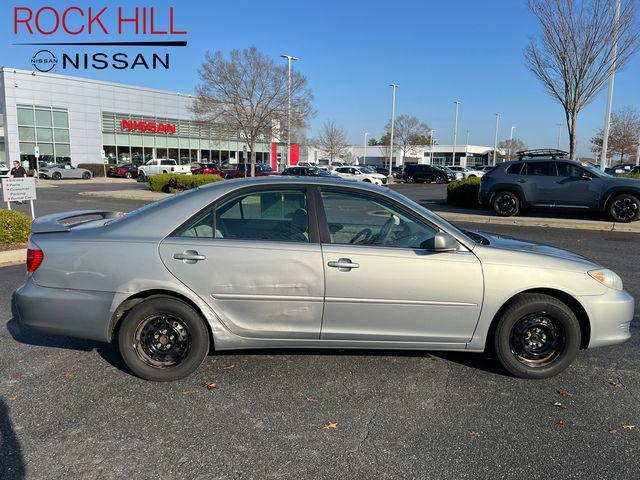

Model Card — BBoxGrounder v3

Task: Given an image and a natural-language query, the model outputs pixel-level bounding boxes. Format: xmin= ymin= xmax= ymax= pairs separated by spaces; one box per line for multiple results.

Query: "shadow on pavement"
xmin=0 ymin=399 xmax=25 ymax=480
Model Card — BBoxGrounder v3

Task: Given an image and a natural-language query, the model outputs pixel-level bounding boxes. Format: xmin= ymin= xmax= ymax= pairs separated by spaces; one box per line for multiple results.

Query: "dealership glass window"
xmin=35 ymin=109 xmax=52 ymax=127
xmin=104 ymin=145 xmax=117 ymax=164
xmin=117 ymin=146 xmax=131 ymax=162
xmin=168 ymin=148 xmax=179 ymax=160
xmin=131 ymin=147 xmax=143 ymax=163
xmin=54 ymin=128 xmax=70 ymax=143
xmin=143 ymin=147 xmax=154 ymax=162
xmin=156 ymin=148 xmax=167 ymax=159
xmin=36 ymin=128 xmax=54 ymax=142
xmin=18 ymin=127 xmax=36 ymax=142
xmin=52 ymin=110 xmax=69 ymax=128
xmin=55 ymin=143 xmax=71 ymax=163
xmin=210 ymin=150 xmax=220 ymax=162
xmin=17 ymin=107 xmax=34 ymax=126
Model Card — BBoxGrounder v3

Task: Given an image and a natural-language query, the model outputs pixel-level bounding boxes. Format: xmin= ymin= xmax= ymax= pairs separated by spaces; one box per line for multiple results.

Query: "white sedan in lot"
xmin=448 ymin=166 xmax=485 ymax=179
xmin=333 ymin=166 xmax=388 ymax=185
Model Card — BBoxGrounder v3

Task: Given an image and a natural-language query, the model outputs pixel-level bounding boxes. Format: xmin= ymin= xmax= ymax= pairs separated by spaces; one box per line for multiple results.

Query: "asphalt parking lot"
xmin=1 ymin=181 xmax=639 ymax=479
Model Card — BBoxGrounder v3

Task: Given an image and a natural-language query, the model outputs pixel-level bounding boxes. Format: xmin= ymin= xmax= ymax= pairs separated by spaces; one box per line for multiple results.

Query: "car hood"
xmin=607 ymin=177 xmax=640 ymax=187
xmin=476 ymin=231 xmax=594 ymax=264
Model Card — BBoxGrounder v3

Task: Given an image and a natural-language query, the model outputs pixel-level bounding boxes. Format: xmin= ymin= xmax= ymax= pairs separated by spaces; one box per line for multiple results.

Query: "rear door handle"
xmin=328 ymin=258 xmax=359 ymax=270
xmin=173 ymin=250 xmax=206 ymax=263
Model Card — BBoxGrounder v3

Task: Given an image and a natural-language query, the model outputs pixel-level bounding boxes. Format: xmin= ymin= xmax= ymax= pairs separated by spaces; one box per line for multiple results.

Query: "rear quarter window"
xmin=506 ymin=163 xmax=524 ymax=175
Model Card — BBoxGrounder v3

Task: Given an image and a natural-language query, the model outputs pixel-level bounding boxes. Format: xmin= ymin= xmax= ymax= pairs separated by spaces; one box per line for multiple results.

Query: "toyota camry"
xmin=14 ymin=177 xmax=634 ymax=381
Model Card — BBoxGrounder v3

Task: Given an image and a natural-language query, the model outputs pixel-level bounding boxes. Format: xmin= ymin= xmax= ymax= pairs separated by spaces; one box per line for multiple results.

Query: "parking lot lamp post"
xmin=509 ymin=126 xmax=516 ymax=160
xmin=600 ymin=0 xmax=621 ymax=170
xmin=493 ymin=113 xmax=500 ymax=164
xmin=363 ymin=132 xmax=369 ymax=166
xmin=452 ymin=101 xmax=461 ymax=166
xmin=280 ymin=54 xmax=299 ymax=168
xmin=429 ymin=129 xmax=435 ymax=165
xmin=636 ymin=130 xmax=640 ymax=166
xmin=388 ymin=84 xmax=398 ymax=178
xmin=557 ymin=123 xmax=563 ymax=150
xmin=465 ymin=129 xmax=470 ymax=162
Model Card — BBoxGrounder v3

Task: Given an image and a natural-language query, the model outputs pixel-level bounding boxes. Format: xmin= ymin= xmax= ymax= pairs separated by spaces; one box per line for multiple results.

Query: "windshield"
xmin=583 ymin=163 xmax=611 ymax=177
xmin=257 ymin=165 xmax=275 ymax=173
xmin=311 ymin=167 xmax=332 ymax=176
xmin=359 ymin=167 xmax=375 ymax=174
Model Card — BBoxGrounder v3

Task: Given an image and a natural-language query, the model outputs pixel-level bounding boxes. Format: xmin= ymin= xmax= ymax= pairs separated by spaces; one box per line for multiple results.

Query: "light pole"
xmin=493 ymin=113 xmax=500 ymax=165
xmin=509 ymin=126 xmax=516 ymax=160
xmin=464 ymin=129 xmax=470 ymax=166
xmin=429 ymin=129 xmax=435 ymax=165
xmin=363 ymin=132 xmax=369 ymax=166
xmin=452 ymin=100 xmax=461 ymax=166
xmin=636 ymin=129 xmax=640 ymax=166
xmin=600 ymin=0 xmax=621 ymax=170
xmin=557 ymin=123 xmax=563 ymax=150
xmin=281 ymin=54 xmax=299 ymax=168
xmin=388 ymin=84 xmax=398 ymax=178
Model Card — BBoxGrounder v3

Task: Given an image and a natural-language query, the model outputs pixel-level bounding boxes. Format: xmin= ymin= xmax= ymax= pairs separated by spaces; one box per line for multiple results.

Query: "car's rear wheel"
xmin=125 ymin=171 xmax=133 ymax=179
xmin=494 ymin=293 xmax=580 ymax=379
xmin=137 ymin=172 xmax=146 ymax=182
xmin=435 ymin=175 xmax=445 ymax=184
xmin=52 ymin=171 xmax=62 ymax=180
xmin=118 ymin=297 xmax=210 ymax=382
xmin=82 ymin=172 xmax=91 ymax=179
xmin=405 ymin=175 xmax=415 ymax=184
xmin=609 ymin=193 xmax=640 ymax=223
xmin=493 ymin=191 xmax=520 ymax=216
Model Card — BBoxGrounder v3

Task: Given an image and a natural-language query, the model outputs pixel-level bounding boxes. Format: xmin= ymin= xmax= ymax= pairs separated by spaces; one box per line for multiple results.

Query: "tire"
xmin=52 ymin=171 xmax=62 ymax=180
xmin=125 ymin=171 xmax=132 ymax=179
xmin=493 ymin=293 xmax=580 ymax=379
xmin=405 ymin=175 xmax=415 ymax=184
xmin=118 ymin=297 xmax=210 ymax=382
xmin=435 ymin=175 xmax=445 ymax=184
xmin=82 ymin=172 xmax=91 ymax=180
xmin=137 ymin=172 xmax=146 ymax=183
xmin=492 ymin=190 xmax=520 ymax=216
xmin=608 ymin=193 xmax=640 ymax=223
xmin=362 ymin=178 xmax=371 ymax=183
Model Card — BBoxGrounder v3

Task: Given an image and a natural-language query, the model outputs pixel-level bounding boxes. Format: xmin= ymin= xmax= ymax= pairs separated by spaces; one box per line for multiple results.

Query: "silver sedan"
xmin=14 ymin=177 xmax=634 ymax=381
xmin=39 ymin=163 xmax=92 ymax=180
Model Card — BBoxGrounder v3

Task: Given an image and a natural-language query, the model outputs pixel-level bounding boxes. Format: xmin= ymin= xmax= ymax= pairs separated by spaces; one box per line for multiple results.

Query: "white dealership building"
xmin=0 ymin=68 xmax=278 ymax=169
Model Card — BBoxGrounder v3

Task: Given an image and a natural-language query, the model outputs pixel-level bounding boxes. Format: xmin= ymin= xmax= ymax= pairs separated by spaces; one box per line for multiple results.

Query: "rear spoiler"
xmin=31 ymin=210 xmax=120 ymax=234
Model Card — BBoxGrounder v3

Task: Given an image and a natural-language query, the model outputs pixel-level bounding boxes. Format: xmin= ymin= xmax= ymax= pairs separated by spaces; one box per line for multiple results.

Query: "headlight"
xmin=588 ymin=269 xmax=623 ymax=291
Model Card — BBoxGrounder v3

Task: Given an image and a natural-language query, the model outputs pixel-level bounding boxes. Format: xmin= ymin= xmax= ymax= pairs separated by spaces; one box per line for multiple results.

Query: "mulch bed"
xmin=0 ymin=243 xmax=27 ymax=252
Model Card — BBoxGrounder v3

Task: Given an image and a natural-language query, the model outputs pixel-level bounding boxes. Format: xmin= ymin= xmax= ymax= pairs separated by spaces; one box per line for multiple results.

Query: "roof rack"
xmin=516 ymin=149 xmax=569 ymax=160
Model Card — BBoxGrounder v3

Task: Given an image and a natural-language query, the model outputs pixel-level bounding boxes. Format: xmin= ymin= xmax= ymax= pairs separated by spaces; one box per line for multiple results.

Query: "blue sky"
xmin=3 ymin=0 xmax=639 ymax=156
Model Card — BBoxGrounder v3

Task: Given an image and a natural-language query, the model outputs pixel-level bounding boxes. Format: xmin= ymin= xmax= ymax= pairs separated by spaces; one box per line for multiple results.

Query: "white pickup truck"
xmin=137 ymin=159 xmax=191 ymax=181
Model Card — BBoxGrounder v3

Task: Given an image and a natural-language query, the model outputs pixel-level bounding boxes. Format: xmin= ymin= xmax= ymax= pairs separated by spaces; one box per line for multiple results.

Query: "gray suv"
xmin=479 ymin=151 xmax=640 ymax=222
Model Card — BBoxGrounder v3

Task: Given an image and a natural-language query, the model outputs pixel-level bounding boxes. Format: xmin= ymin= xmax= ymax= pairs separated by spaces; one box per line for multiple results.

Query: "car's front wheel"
xmin=405 ymin=175 xmax=415 ymax=184
xmin=494 ymin=293 xmax=580 ymax=379
xmin=118 ymin=297 xmax=210 ymax=382
xmin=82 ymin=172 xmax=91 ymax=179
xmin=493 ymin=191 xmax=520 ymax=216
xmin=435 ymin=175 xmax=445 ymax=184
xmin=137 ymin=172 xmax=146 ymax=182
xmin=609 ymin=193 xmax=640 ymax=223
xmin=51 ymin=172 xmax=62 ymax=180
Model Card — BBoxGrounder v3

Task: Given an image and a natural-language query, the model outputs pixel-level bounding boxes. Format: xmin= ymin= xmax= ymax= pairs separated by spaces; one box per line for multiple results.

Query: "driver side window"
xmin=320 ymin=190 xmax=437 ymax=249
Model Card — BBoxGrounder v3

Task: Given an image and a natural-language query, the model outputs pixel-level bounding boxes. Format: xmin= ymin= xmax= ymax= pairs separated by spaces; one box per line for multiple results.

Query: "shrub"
xmin=148 ymin=174 xmax=224 ymax=193
xmin=0 ymin=210 xmax=32 ymax=244
xmin=624 ymin=173 xmax=640 ymax=179
xmin=447 ymin=177 xmax=482 ymax=209
xmin=77 ymin=163 xmax=106 ymax=178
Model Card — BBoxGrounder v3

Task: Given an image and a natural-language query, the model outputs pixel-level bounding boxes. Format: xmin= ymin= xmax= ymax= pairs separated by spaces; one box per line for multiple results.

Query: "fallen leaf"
xmin=557 ymin=389 xmax=573 ymax=398
xmin=203 ymin=382 xmax=218 ymax=390
xmin=555 ymin=420 xmax=566 ymax=427
xmin=305 ymin=395 xmax=318 ymax=404
xmin=622 ymin=424 xmax=635 ymax=430
xmin=551 ymin=401 xmax=567 ymax=409
xmin=10 ymin=372 xmax=23 ymax=381
xmin=223 ymin=364 xmax=235 ymax=371
xmin=608 ymin=379 xmax=623 ymax=389
xmin=65 ymin=370 xmax=76 ymax=377
xmin=323 ymin=422 xmax=338 ymax=430
xmin=470 ymin=431 xmax=481 ymax=438
xmin=9 ymin=395 xmax=17 ymax=401
xmin=608 ymin=428 xmax=619 ymax=436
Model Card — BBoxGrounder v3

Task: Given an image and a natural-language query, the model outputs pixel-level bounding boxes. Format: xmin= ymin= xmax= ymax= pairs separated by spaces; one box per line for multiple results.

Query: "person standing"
xmin=10 ymin=160 xmax=27 ymax=204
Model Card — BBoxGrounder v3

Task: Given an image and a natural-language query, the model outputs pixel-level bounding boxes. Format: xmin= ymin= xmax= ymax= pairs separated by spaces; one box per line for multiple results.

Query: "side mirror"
xmin=431 ymin=232 xmax=459 ymax=252
xmin=580 ymin=174 xmax=592 ymax=181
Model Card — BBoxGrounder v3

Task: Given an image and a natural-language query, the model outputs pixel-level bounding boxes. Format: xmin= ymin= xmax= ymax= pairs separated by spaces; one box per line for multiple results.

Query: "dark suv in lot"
xmin=402 ymin=164 xmax=453 ymax=184
xmin=479 ymin=150 xmax=640 ymax=222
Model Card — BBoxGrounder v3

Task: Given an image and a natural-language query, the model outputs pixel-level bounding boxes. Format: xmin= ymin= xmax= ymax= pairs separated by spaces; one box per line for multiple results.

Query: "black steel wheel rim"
xmin=612 ymin=197 xmax=638 ymax=221
xmin=134 ymin=314 xmax=191 ymax=368
xmin=509 ymin=314 xmax=565 ymax=367
xmin=496 ymin=193 xmax=517 ymax=215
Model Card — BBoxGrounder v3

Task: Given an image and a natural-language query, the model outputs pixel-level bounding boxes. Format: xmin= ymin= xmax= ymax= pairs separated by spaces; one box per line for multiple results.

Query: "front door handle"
xmin=173 ymin=250 xmax=206 ymax=264
xmin=328 ymin=258 xmax=359 ymax=271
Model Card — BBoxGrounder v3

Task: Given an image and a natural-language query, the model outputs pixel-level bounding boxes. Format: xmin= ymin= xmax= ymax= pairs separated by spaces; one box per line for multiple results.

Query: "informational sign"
xmin=34 ymin=145 xmax=40 ymax=158
xmin=2 ymin=177 xmax=36 ymax=202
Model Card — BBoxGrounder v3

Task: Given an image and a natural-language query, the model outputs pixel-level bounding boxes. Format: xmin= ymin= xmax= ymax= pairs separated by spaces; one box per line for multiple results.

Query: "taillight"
xmin=27 ymin=248 xmax=44 ymax=272
xmin=481 ymin=175 xmax=490 ymax=182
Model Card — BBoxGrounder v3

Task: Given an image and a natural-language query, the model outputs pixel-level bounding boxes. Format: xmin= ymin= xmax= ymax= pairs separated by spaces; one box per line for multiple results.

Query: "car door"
xmin=553 ymin=162 xmax=602 ymax=208
xmin=317 ymin=187 xmax=483 ymax=344
xmin=521 ymin=161 xmax=558 ymax=205
xmin=159 ymin=186 xmax=325 ymax=339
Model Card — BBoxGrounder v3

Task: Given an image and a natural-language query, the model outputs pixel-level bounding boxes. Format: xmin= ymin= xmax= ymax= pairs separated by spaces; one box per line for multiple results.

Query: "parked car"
xmin=15 ymin=177 xmax=634 ymax=381
xmin=191 ymin=163 xmax=222 ymax=175
xmin=448 ymin=166 xmax=485 ymax=178
xmin=281 ymin=166 xmax=337 ymax=177
xmin=137 ymin=159 xmax=191 ymax=181
xmin=437 ymin=166 xmax=463 ymax=181
xmin=333 ymin=166 xmax=388 ymax=185
xmin=402 ymin=164 xmax=453 ymax=184
xmin=108 ymin=162 xmax=139 ymax=179
xmin=0 ymin=165 xmax=10 ymax=178
xmin=223 ymin=163 xmax=278 ymax=179
xmin=39 ymin=163 xmax=92 ymax=180
xmin=479 ymin=150 xmax=640 ymax=222
xmin=605 ymin=164 xmax=639 ymax=176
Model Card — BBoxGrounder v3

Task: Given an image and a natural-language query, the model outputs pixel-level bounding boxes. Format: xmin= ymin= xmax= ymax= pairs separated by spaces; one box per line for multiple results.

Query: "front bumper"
xmin=579 ymin=289 xmax=635 ymax=348
xmin=14 ymin=278 xmax=115 ymax=342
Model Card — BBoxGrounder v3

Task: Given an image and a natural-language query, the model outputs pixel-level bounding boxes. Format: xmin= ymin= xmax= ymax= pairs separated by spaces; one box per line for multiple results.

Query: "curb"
xmin=79 ymin=189 xmax=167 ymax=201
xmin=0 ymin=248 xmax=26 ymax=268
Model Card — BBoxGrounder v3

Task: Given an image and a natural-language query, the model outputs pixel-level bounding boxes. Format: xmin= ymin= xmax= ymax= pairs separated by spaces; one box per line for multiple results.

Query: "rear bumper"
xmin=579 ymin=289 xmax=635 ymax=348
xmin=478 ymin=188 xmax=491 ymax=206
xmin=14 ymin=279 xmax=115 ymax=342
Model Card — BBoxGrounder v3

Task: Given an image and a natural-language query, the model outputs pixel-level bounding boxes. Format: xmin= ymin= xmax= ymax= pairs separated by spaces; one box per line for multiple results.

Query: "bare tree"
xmin=525 ymin=0 xmax=639 ymax=159
xmin=590 ymin=105 xmax=640 ymax=162
xmin=193 ymin=46 xmax=314 ymax=176
xmin=314 ymin=120 xmax=348 ymax=161
xmin=498 ymin=138 xmax=527 ymax=160
xmin=383 ymin=115 xmax=431 ymax=163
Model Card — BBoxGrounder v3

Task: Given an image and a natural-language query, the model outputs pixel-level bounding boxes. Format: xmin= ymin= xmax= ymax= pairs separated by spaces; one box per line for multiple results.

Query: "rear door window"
xmin=524 ymin=162 xmax=555 ymax=176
